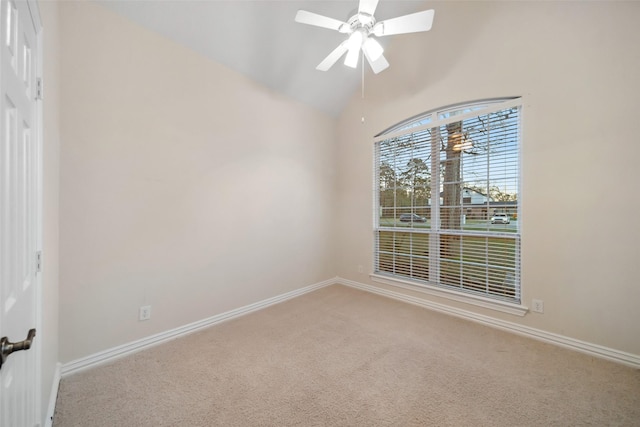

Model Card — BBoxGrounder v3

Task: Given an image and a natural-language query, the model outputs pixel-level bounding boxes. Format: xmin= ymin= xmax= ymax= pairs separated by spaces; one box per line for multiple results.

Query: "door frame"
xmin=32 ymin=0 xmax=44 ymax=423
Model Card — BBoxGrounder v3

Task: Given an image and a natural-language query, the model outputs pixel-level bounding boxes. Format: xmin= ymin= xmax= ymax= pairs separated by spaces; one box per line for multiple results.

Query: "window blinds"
xmin=374 ymin=99 xmax=521 ymax=303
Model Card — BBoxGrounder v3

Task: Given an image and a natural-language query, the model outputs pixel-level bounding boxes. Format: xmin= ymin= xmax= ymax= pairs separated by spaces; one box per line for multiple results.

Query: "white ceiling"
xmin=96 ymin=0 xmax=432 ymax=117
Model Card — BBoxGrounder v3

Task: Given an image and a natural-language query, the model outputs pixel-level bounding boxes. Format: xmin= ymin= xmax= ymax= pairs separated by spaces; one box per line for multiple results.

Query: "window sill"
xmin=370 ymin=273 xmax=529 ymax=317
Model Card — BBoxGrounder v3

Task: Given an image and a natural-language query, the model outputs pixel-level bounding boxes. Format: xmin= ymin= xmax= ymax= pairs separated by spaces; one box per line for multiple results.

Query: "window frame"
xmin=372 ymin=98 xmax=526 ymax=316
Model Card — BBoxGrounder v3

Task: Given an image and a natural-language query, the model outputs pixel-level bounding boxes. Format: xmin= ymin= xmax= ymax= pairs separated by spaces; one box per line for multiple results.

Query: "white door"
xmin=0 ymin=0 xmax=40 ymax=426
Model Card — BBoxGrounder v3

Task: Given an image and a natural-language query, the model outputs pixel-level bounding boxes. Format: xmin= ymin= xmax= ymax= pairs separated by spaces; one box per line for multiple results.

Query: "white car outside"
xmin=490 ymin=213 xmax=511 ymax=224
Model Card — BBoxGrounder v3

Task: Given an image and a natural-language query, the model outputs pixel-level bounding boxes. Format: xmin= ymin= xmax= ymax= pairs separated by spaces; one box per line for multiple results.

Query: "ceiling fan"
xmin=295 ymin=0 xmax=435 ymax=74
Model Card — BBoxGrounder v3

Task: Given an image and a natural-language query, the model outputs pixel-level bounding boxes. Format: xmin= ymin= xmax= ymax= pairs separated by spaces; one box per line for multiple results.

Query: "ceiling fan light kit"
xmin=363 ymin=38 xmax=384 ymax=62
xmin=295 ymin=0 xmax=435 ymax=74
xmin=345 ymin=31 xmax=364 ymax=68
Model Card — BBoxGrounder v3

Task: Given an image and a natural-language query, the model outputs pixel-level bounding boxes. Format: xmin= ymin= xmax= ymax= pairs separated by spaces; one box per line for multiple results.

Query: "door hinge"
xmin=36 ymin=251 xmax=42 ymax=273
xmin=35 ymin=77 xmax=43 ymax=100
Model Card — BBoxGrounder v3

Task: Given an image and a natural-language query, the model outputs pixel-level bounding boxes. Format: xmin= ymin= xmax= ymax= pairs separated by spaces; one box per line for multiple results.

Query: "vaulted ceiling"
xmin=96 ymin=0 xmax=432 ymax=117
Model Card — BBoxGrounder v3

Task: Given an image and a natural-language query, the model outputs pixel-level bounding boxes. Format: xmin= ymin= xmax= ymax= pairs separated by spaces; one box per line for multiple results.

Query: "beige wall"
xmin=336 ymin=1 xmax=640 ymax=355
xmin=40 ymin=0 xmax=60 ymax=421
xmin=58 ymin=1 xmax=336 ymax=362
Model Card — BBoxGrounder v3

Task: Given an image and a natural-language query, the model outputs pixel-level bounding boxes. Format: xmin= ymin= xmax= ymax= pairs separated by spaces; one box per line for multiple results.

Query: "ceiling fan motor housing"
xmin=346 ymin=13 xmax=376 ymax=36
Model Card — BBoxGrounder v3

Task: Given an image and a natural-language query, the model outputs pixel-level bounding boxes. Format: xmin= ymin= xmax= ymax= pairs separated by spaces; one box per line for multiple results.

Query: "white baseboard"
xmin=61 ymin=278 xmax=335 ymax=377
xmin=44 ymin=362 xmax=61 ymax=427
xmin=336 ymin=277 xmax=640 ymax=369
xmin=61 ymin=275 xmax=640 ymax=376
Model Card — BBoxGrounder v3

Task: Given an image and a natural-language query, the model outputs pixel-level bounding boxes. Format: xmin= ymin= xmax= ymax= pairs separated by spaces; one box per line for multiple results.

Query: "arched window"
xmin=373 ymin=98 xmax=521 ymax=305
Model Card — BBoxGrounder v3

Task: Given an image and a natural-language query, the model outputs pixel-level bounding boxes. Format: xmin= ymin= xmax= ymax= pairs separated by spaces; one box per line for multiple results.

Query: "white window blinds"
xmin=374 ymin=99 xmax=521 ymax=303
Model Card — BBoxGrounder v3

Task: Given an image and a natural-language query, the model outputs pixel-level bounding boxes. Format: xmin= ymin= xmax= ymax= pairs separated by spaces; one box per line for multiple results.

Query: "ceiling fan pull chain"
xmin=361 ymin=50 xmax=366 ymax=124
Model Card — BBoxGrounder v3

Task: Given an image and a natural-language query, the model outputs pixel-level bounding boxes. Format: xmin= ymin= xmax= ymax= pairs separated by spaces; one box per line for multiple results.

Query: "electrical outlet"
xmin=532 ymin=299 xmax=544 ymax=313
xmin=139 ymin=305 xmax=151 ymax=321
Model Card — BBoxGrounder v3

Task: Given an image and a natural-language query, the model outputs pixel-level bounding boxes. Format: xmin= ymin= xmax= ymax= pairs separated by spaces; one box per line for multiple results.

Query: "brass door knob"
xmin=0 ymin=328 xmax=36 ymax=370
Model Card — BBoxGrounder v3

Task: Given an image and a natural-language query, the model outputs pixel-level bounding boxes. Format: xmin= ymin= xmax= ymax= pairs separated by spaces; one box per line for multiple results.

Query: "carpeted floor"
xmin=53 ymin=285 xmax=640 ymax=426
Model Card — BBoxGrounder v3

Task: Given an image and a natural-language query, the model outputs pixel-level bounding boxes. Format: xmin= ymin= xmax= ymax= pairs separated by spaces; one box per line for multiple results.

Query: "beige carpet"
xmin=54 ymin=285 xmax=640 ymax=426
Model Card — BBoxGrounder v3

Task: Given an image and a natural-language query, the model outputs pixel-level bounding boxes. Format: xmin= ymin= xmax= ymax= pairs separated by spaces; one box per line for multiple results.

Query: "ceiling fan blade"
xmin=373 ymin=9 xmax=435 ymax=37
xmin=295 ymin=10 xmax=350 ymax=33
xmin=364 ymin=49 xmax=389 ymax=74
xmin=358 ymin=0 xmax=379 ymax=16
xmin=316 ymin=41 xmax=350 ymax=71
